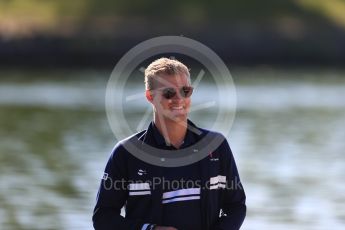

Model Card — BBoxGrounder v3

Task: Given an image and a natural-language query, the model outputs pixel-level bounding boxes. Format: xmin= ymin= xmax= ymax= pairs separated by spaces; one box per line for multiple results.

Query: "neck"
xmin=154 ymin=114 xmax=188 ymax=149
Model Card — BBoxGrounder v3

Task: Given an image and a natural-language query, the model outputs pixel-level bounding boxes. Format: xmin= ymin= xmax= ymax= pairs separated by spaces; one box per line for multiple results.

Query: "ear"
xmin=145 ymin=90 xmax=153 ymax=103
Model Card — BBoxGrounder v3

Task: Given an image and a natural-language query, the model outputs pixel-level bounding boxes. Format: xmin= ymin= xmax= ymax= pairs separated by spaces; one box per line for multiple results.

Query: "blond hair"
xmin=144 ymin=57 xmax=190 ymax=90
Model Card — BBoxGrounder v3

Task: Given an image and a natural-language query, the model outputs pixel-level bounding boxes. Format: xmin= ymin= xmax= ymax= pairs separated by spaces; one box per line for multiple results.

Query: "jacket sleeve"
xmin=214 ymin=139 xmax=246 ymax=230
xmin=92 ymin=144 xmax=144 ymax=230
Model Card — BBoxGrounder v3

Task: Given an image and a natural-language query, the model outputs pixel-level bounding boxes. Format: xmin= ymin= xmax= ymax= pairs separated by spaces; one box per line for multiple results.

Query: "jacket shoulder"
xmin=110 ymin=130 xmax=147 ymax=158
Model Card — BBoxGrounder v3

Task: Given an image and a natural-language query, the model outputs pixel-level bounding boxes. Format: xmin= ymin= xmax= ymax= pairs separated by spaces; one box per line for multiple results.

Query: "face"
xmin=146 ymin=74 xmax=192 ymax=123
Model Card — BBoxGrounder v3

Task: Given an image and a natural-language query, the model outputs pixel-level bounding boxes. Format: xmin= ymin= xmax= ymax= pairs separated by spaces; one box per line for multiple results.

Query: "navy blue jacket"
xmin=93 ymin=121 xmax=246 ymax=230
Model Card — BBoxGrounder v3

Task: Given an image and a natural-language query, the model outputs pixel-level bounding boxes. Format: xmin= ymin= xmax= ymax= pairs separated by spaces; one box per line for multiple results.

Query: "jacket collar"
xmin=144 ymin=119 xmax=200 ymax=149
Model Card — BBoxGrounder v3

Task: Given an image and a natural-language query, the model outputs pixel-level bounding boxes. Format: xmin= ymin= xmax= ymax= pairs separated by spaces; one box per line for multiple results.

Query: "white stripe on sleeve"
xmin=210 ymin=175 xmax=226 ymax=185
xmin=129 ymin=183 xmax=150 ymax=191
xmin=129 ymin=191 xmax=151 ymax=196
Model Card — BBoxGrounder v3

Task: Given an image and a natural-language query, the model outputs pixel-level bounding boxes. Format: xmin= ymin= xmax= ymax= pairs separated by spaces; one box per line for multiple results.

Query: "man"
xmin=93 ymin=58 xmax=246 ymax=230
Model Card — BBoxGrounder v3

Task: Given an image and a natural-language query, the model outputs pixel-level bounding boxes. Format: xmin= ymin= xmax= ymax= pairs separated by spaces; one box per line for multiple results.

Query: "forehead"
xmin=155 ymin=74 xmax=190 ymax=88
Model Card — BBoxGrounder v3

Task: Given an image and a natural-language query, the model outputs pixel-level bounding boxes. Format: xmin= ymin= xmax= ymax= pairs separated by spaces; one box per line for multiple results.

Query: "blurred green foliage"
xmin=1 ymin=0 xmax=345 ymax=38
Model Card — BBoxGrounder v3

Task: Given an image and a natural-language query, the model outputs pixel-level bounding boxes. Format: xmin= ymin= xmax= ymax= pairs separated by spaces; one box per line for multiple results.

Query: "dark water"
xmin=0 ymin=68 xmax=344 ymax=229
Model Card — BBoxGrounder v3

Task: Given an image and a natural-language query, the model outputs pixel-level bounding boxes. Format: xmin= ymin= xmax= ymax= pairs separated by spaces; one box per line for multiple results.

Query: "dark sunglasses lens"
xmin=180 ymin=86 xmax=193 ymax=98
xmin=162 ymin=88 xmax=176 ymax=99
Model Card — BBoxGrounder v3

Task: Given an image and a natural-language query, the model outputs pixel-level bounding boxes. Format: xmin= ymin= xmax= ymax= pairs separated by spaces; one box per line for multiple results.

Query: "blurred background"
xmin=0 ymin=0 xmax=344 ymax=229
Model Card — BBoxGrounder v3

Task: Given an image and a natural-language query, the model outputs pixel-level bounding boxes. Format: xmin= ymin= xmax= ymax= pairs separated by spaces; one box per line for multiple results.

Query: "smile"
xmin=171 ymin=106 xmax=184 ymax=110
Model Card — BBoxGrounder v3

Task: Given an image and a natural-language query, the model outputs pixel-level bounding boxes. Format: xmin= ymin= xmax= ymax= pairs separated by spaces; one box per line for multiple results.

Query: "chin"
xmin=172 ymin=113 xmax=188 ymax=122
xmin=162 ymin=113 xmax=186 ymax=122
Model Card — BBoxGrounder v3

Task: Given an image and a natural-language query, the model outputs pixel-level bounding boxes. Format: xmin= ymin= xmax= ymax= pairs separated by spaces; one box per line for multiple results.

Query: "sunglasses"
xmin=155 ymin=86 xmax=194 ymax=99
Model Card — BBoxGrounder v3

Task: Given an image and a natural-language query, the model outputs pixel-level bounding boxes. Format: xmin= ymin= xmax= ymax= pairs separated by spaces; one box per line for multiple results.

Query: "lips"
xmin=171 ymin=106 xmax=184 ymax=110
